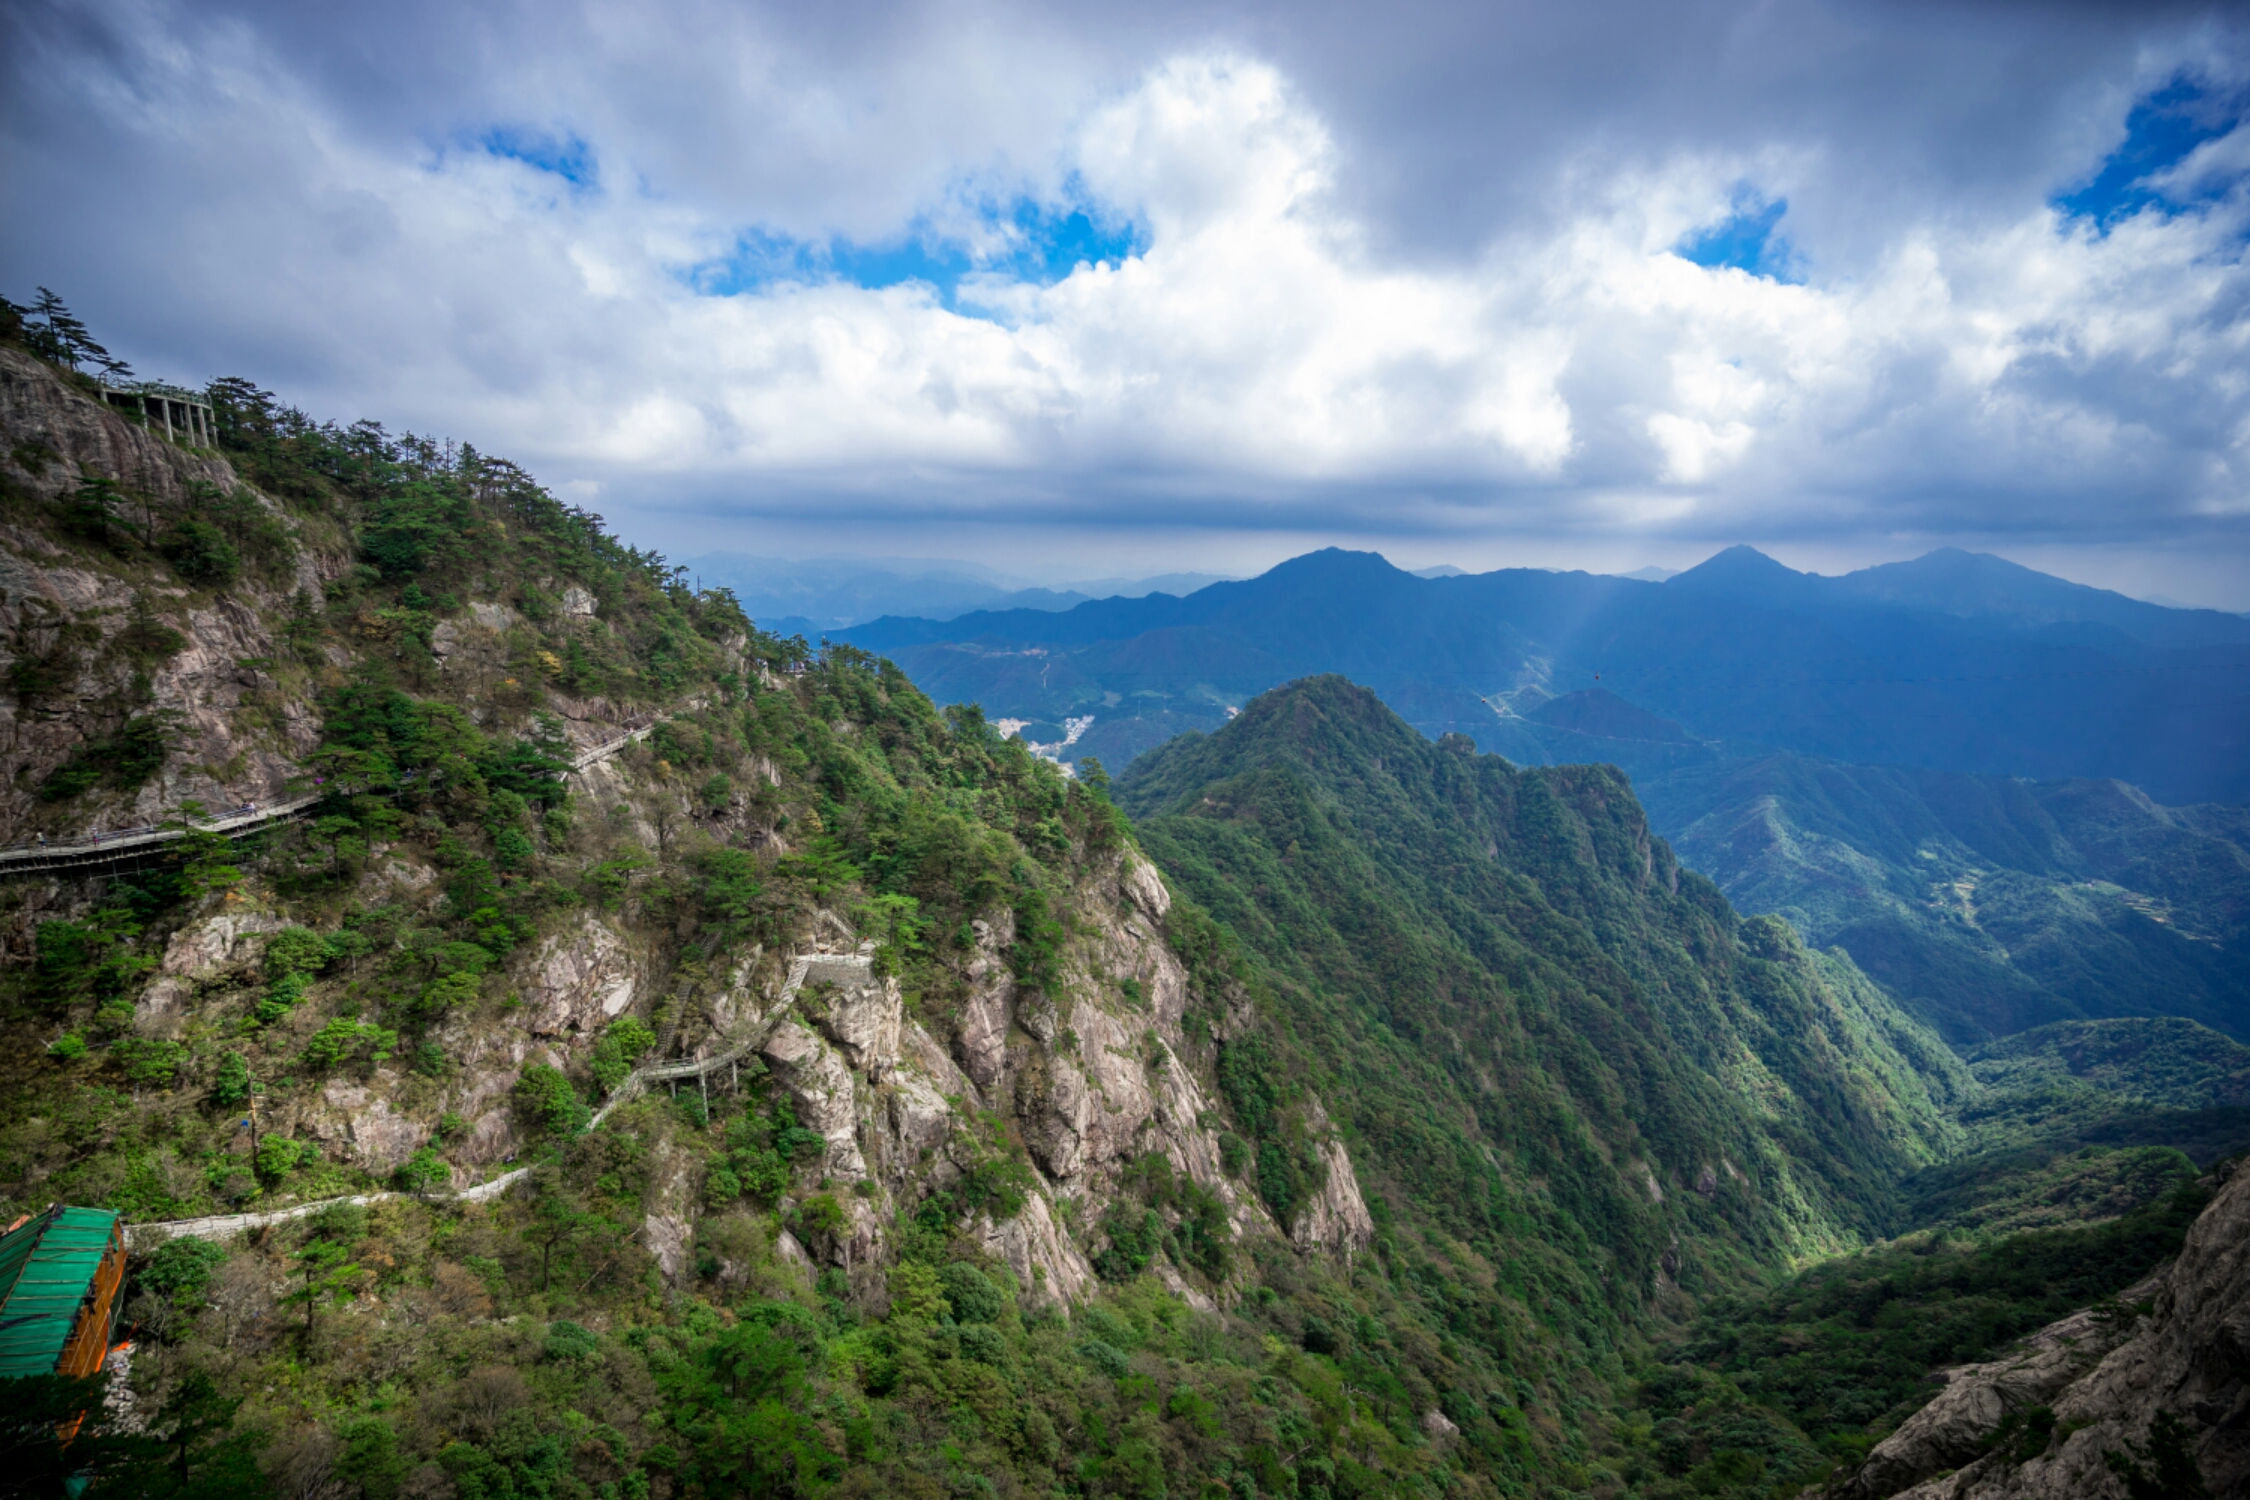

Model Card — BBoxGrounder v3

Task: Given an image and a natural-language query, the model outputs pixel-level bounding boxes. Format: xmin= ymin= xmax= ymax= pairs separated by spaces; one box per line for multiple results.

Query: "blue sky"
xmin=686 ymin=195 xmax=1145 ymax=306
xmin=4 ymin=0 xmax=2249 ymax=605
xmin=1677 ymin=196 xmax=1801 ymax=283
xmin=2056 ymin=75 xmax=2245 ymax=228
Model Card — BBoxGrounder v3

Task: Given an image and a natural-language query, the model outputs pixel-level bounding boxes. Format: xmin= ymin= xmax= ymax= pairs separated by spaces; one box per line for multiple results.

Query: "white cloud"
xmin=4 ymin=0 xmax=2248 ymax=580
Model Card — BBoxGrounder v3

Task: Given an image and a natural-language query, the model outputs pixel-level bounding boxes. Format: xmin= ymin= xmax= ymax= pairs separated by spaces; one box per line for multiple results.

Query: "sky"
xmin=5 ymin=0 xmax=2250 ymax=606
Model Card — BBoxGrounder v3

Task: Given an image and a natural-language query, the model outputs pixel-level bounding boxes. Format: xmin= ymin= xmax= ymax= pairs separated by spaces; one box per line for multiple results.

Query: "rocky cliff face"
xmin=0 ymin=347 xmax=332 ymax=840
xmin=1851 ymin=1158 xmax=2250 ymax=1499
xmin=142 ymin=807 xmax=1365 ymax=1312
xmin=0 ymin=339 xmax=1375 ymax=1325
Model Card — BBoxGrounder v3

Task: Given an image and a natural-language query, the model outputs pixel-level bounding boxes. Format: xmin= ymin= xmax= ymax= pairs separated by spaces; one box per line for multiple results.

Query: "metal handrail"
xmin=0 ymin=711 xmax=669 ymax=867
xmin=94 ymin=376 xmax=212 ymax=405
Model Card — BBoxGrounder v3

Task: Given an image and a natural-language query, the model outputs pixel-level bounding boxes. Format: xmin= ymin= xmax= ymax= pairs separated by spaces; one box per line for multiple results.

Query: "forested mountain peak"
xmin=1124 ymin=675 xmax=1973 ymax=1269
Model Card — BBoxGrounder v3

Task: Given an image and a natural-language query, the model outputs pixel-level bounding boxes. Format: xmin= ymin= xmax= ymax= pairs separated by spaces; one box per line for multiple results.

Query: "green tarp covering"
xmin=0 ymin=1206 xmax=120 ymax=1377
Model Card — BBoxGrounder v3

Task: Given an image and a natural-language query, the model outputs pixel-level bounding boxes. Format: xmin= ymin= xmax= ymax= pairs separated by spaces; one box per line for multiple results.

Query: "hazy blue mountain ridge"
xmin=683 ymin=549 xmax=1229 ymax=631
xmin=843 ymin=546 xmax=2250 ymax=804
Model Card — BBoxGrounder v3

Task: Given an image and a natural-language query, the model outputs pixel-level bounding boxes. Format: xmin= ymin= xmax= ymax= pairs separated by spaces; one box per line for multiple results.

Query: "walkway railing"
xmin=0 ymin=711 xmax=672 ymax=880
xmin=0 ymin=796 xmax=322 ymax=877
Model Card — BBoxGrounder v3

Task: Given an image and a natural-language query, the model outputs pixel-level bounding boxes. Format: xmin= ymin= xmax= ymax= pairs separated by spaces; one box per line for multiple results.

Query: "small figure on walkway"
xmin=35 ymin=833 xmax=45 ymax=848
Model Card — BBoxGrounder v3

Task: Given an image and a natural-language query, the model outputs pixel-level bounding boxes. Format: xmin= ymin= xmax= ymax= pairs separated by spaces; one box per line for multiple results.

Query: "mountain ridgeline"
xmin=841 ymin=546 xmax=2250 ymax=1050
xmin=1119 ymin=676 xmax=1972 ymax=1291
xmin=844 ymin=545 xmax=2250 ymax=806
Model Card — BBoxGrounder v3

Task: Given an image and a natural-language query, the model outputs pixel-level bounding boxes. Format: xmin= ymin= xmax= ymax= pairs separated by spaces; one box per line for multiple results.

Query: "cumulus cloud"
xmin=3 ymin=0 xmax=2247 ymax=595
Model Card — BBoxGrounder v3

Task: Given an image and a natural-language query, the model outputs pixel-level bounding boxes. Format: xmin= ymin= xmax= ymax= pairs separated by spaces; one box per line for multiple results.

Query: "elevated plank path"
xmin=0 ymin=713 xmax=661 ymax=880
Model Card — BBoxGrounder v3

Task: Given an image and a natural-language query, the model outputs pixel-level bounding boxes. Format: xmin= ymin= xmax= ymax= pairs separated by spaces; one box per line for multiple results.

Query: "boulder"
xmin=318 ymin=1075 xmax=427 ymax=1171
xmin=520 ymin=916 xmax=636 ymax=1036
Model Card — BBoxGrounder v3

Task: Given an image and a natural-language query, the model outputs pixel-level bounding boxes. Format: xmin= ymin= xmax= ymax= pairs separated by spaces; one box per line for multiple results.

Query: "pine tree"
xmin=25 ymin=287 xmax=130 ymax=377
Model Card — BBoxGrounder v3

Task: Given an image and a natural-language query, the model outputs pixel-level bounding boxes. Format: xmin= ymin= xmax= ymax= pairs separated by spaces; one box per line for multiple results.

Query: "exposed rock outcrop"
xmin=976 ymin=1192 xmax=1097 ymax=1311
xmin=521 ymin=916 xmax=638 ymax=1037
xmin=0 ymin=348 xmax=326 ymax=838
xmin=1855 ymin=1160 xmax=2250 ymax=1499
xmin=1292 ymin=1129 xmax=1378 ymax=1255
xmin=316 ymin=1074 xmax=428 ymax=1171
xmin=135 ymin=911 xmax=287 ymax=1032
xmin=789 ymin=950 xmax=901 ymax=1076
xmin=760 ymin=1018 xmax=869 ymax=1180
xmin=956 ymin=915 xmax=1015 ymax=1088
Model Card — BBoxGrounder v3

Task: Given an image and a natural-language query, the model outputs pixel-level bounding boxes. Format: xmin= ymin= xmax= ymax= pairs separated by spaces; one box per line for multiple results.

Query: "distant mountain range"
xmin=680 ymin=550 xmax=1231 ymax=634
xmin=843 ymin=544 xmax=2250 ymax=1041
xmin=844 ymin=544 xmax=2250 ymax=804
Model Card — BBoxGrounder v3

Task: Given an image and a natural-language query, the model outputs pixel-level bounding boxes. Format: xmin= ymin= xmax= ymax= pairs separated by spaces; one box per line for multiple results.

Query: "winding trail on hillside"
xmin=0 ymin=706 xmax=680 ymax=1249
xmin=124 ymin=948 xmax=860 ymax=1251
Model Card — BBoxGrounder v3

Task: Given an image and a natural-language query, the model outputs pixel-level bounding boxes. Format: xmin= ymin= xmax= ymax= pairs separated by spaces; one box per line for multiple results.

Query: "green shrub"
xmin=937 ymin=1262 xmax=1003 ymax=1324
xmin=1092 ymin=1205 xmax=1164 ymax=1283
xmin=588 ymin=1015 xmax=657 ymax=1095
xmin=264 ymin=927 xmax=331 ymax=979
xmin=36 ymin=716 xmax=177 ymax=803
xmin=140 ymin=1237 xmax=228 ymax=1305
xmin=793 ymin=1193 xmax=847 ymax=1254
xmin=702 ymin=1161 xmax=742 ymax=1209
xmin=333 ymin=1415 xmax=407 ymax=1499
xmin=513 ymin=1065 xmax=588 ymax=1137
xmin=111 ymin=1037 xmax=186 ymax=1087
xmin=955 ymin=1324 xmax=1007 ymax=1365
xmin=160 ymin=518 xmax=239 ymax=586
xmin=544 ymin=1319 xmax=600 ymax=1361
xmin=1078 ymin=1338 xmax=1130 ymax=1379
xmin=300 ymin=1017 xmax=397 ymax=1072
xmin=492 ymin=825 xmax=533 ymax=871
xmin=47 ymin=1032 xmax=87 ymax=1060
xmin=210 ymin=1051 xmax=252 ymax=1108
xmin=256 ymin=1136 xmax=310 ymax=1181
xmin=393 ymin=1147 xmax=450 ymax=1193
xmin=255 ymin=972 xmax=308 ymax=1025
xmin=413 ymin=971 xmax=481 ymax=1020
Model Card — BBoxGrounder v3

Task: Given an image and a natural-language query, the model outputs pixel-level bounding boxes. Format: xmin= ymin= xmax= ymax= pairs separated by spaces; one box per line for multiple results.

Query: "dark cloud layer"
xmin=4 ymin=0 xmax=2247 ymax=602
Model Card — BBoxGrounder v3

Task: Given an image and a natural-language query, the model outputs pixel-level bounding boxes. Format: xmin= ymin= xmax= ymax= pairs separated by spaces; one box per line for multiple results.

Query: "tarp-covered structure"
xmin=0 ymin=1205 xmax=126 ymax=1379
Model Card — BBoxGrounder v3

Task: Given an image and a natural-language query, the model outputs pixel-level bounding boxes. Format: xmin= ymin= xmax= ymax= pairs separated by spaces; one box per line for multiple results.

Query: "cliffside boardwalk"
xmin=0 ymin=713 xmax=662 ymax=880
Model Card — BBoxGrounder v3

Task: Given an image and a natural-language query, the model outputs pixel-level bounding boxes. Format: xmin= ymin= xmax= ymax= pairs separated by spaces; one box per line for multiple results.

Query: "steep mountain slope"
xmin=0 ymin=338 xmax=1399 ymax=1496
xmin=1120 ymin=678 xmax=1974 ymax=1298
xmin=1110 ymin=680 xmax=2250 ymax=1497
xmin=1841 ymin=1156 xmax=2250 ymax=1500
xmin=846 ymin=547 xmax=2250 ymax=804
xmin=0 ymin=342 xmax=744 ymax=844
